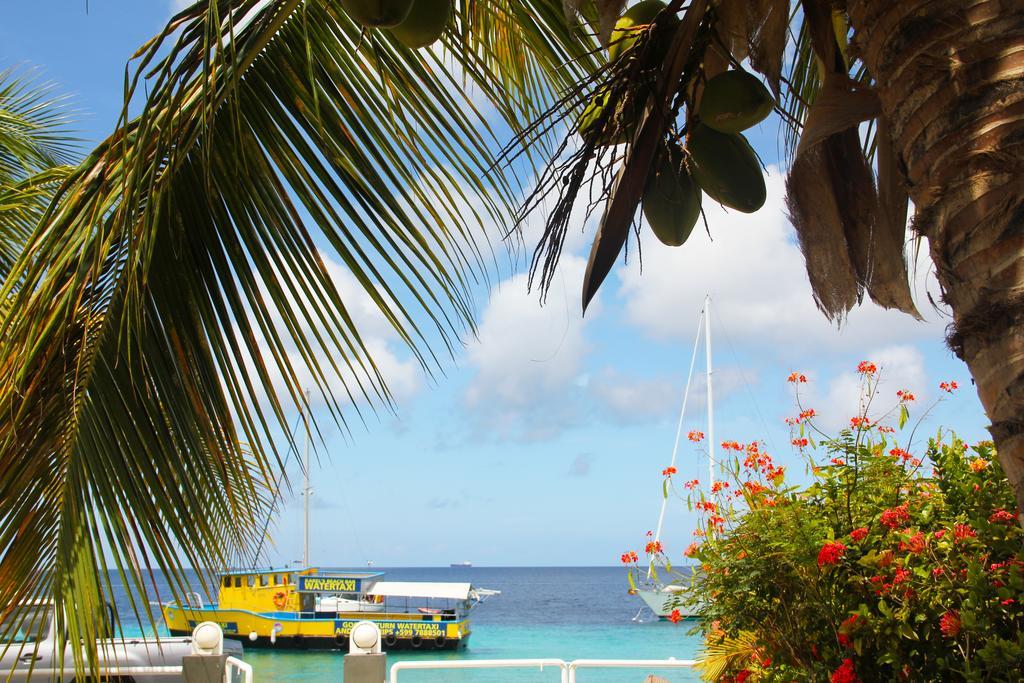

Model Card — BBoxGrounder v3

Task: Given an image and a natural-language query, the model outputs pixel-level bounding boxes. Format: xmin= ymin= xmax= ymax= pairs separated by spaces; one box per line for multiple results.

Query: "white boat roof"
xmin=366 ymin=582 xmax=473 ymax=600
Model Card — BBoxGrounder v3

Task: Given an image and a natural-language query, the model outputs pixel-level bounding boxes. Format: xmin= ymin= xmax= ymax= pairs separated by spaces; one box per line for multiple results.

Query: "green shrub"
xmin=648 ymin=367 xmax=1024 ymax=681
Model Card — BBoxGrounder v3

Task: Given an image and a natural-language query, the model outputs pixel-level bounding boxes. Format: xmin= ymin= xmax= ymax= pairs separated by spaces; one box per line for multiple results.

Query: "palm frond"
xmin=0 ymin=69 xmax=77 ymax=183
xmin=0 ymin=0 xmax=595 ymax=674
xmin=696 ymin=630 xmax=761 ymax=682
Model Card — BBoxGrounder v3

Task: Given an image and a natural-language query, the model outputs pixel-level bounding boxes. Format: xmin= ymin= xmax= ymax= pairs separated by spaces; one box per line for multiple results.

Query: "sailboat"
xmin=634 ymin=295 xmax=716 ymax=620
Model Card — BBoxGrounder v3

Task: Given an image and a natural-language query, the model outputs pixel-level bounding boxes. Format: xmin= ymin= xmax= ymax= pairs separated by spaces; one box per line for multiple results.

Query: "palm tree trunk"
xmin=845 ymin=0 xmax=1024 ymax=523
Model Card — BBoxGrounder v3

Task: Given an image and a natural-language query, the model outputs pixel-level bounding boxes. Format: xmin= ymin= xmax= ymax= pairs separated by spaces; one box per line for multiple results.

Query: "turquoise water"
xmin=118 ymin=567 xmax=704 ymax=682
xmin=243 ymin=623 xmax=703 ymax=682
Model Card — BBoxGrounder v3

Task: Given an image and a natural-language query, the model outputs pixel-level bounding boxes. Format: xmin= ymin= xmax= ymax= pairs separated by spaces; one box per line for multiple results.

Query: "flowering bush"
xmin=675 ymin=368 xmax=1024 ymax=681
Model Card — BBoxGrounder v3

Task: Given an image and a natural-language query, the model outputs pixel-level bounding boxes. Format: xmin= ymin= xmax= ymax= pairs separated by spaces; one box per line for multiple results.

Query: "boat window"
xmin=284 ymin=574 xmax=291 ymax=585
xmin=247 ymin=575 xmax=255 ymax=587
xmin=223 ymin=577 xmax=231 ymax=589
xmin=234 ymin=576 xmax=241 ymax=588
xmin=0 ymin=607 xmax=51 ymax=644
xmin=259 ymin=575 xmax=268 ymax=587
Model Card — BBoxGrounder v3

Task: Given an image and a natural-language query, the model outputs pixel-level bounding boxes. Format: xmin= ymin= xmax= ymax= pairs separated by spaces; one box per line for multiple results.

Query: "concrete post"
xmin=183 ymin=654 xmax=229 ymax=683
xmin=343 ymin=621 xmax=386 ymax=683
xmin=183 ymin=621 xmax=228 ymax=683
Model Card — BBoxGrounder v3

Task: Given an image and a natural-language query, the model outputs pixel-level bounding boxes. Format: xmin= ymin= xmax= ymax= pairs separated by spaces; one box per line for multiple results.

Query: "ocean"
xmin=117 ymin=566 xmax=704 ymax=682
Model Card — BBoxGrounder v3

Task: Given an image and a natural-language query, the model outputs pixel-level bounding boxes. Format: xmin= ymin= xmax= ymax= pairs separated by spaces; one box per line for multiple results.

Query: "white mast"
xmin=302 ymin=389 xmax=312 ymax=568
xmin=704 ymin=295 xmax=715 ymax=487
xmin=648 ymin=306 xmax=705 ymax=578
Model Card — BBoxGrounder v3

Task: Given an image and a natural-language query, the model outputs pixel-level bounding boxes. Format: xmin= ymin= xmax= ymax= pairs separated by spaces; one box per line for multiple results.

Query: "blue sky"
xmin=1 ymin=2 xmax=990 ymax=568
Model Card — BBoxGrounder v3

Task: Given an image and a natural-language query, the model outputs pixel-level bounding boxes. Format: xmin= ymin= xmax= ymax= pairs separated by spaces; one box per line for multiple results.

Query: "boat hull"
xmin=167 ymin=629 xmax=468 ymax=651
xmin=636 ymin=589 xmax=698 ymax=619
xmin=163 ymin=605 xmax=471 ymax=652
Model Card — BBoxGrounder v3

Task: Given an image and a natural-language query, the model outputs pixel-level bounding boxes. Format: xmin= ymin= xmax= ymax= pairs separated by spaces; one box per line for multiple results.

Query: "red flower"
xmin=830 ymin=457 xmax=846 ymax=466
xmin=857 ymin=361 xmax=878 ymax=375
xmin=1002 ymin=599 xmax=1015 ymax=606
xmin=787 ymin=371 xmax=807 ymax=383
xmin=669 ymin=609 xmax=682 ymax=624
xmin=989 ymin=509 xmax=1017 ymax=524
xmin=710 ymin=481 xmax=729 ymax=494
xmin=889 ymin=447 xmax=912 ymax=461
xmin=939 ymin=380 xmax=959 ymax=393
xmin=877 ymin=425 xmax=896 ymax=434
xmin=817 ymin=541 xmax=847 ymax=568
xmin=662 ymin=466 xmax=677 ymax=476
xmin=898 ymin=531 xmax=926 ymax=554
xmin=792 ymin=437 xmax=809 ymax=448
xmin=896 ymin=389 xmax=915 ymax=402
xmin=684 ymin=542 xmax=699 ymax=557
xmin=687 ymin=430 xmax=704 ymax=442
xmin=849 ymin=416 xmax=870 ymax=429
xmin=721 ymin=440 xmax=744 ymax=451
xmin=620 ymin=551 xmax=638 ymax=564
xmin=799 ymin=408 xmax=816 ymax=420
xmin=735 ymin=671 xmax=751 ymax=683
xmin=830 ymin=657 xmax=859 ymax=683
xmin=939 ymin=611 xmax=960 ymax=638
xmin=933 ymin=529 xmax=946 ymax=539
xmin=684 ymin=479 xmax=699 ymax=490
xmin=954 ymin=523 xmax=976 ymax=541
xmin=850 ymin=527 xmax=869 ymax=542
xmin=880 ymin=505 xmax=910 ymax=529
xmin=645 ymin=540 xmax=664 ymax=554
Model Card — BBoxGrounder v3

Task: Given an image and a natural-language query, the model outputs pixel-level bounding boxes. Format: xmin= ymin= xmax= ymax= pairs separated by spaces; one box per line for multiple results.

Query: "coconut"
xmin=388 ymin=0 xmax=453 ymax=48
xmin=643 ymin=144 xmax=702 ymax=246
xmin=608 ymin=0 xmax=673 ymax=62
xmin=687 ymin=124 xmax=766 ymax=213
xmin=698 ymin=70 xmax=775 ymax=134
xmin=577 ymin=93 xmax=631 ymax=146
xmin=340 ymin=0 xmax=415 ymax=28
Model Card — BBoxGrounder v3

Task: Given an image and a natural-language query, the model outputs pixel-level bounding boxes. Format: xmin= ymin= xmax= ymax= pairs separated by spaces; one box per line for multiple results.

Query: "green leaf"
xmin=899 ymin=404 xmax=909 ymax=429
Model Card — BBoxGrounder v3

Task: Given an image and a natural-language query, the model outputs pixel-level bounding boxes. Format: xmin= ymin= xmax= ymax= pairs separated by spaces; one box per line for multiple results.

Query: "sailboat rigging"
xmin=635 ymin=295 xmax=715 ymax=619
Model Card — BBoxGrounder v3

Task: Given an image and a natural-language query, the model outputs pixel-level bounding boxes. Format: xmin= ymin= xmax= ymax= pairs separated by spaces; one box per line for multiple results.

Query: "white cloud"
xmin=804 ymin=345 xmax=930 ymax=432
xmin=588 ymin=365 xmax=754 ymax=425
xmin=462 ymin=253 xmax=599 ymax=440
xmin=616 ymin=169 xmax=946 ymax=354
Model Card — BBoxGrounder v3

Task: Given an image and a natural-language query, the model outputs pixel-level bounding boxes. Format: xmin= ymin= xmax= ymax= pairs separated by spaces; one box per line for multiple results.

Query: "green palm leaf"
xmin=0 ymin=0 xmax=596 ymax=675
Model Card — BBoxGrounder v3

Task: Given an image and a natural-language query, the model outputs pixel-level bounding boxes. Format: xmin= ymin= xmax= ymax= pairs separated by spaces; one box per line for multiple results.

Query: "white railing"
xmin=389 ymin=657 xmax=699 ymax=683
xmin=567 ymin=658 xmax=698 ymax=682
xmin=226 ymin=655 xmax=254 ymax=683
xmin=390 ymin=659 xmax=569 ymax=683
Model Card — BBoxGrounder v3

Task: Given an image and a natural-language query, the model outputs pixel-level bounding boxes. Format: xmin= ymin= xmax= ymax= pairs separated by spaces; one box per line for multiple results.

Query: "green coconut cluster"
xmin=339 ymin=0 xmax=453 ymax=48
xmin=575 ymin=2 xmax=776 ymax=248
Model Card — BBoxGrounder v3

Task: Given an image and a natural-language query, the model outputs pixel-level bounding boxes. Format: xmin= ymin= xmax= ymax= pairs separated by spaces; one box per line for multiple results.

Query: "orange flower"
xmin=710 ymin=481 xmax=729 ymax=494
xmin=969 ymin=458 xmax=988 ymax=473
xmin=896 ymin=389 xmax=915 ymax=402
xmin=787 ymin=371 xmax=807 ymax=383
xmin=792 ymin=437 xmax=809 ymax=448
xmin=939 ymin=380 xmax=959 ymax=393
xmin=645 ymin=540 xmax=664 ymax=554
xmin=857 ymin=361 xmax=878 ymax=375
xmin=684 ymin=542 xmax=699 ymax=557
xmin=662 ymin=466 xmax=677 ymax=476
xmin=669 ymin=609 xmax=682 ymax=624
xmin=687 ymin=430 xmax=704 ymax=442
xmin=850 ymin=416 xmax=870 ymax=429
xmin=799 ymin=408 xmax=816 ymax=420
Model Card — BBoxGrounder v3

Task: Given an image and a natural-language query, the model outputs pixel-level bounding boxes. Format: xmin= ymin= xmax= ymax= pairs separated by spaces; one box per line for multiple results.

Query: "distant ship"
xmin=450 ymin=561 xmax=472 ymax=568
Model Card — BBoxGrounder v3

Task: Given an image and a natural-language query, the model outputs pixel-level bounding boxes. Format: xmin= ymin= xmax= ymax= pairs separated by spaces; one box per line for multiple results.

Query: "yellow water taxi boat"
xmin=161 ymin=567 xmax=498 ymax=651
